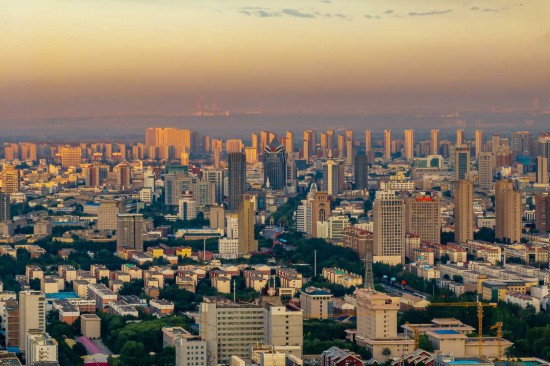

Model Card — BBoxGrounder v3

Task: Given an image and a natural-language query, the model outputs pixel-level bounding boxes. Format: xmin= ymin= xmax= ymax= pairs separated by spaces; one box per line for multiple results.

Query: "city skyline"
xmin=2 ymin=0 xmax=550 ymax=122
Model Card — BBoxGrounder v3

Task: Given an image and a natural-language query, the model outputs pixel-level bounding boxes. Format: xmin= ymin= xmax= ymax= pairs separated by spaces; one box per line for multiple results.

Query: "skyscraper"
xmin=263 ymin=138 xmax=287 ymax=190
xmin=225 ymin=139 xmax=243 ymax=154
xmin=365 ymin=129 xmax=372 ymax=152
xmin=212 ymin=139 xmax=223 ymax=169
xmin=354 ymin=154 xmax=368 ymax=190
xmin=430 ymin=129 xmax=439 ymax=155
xmin=454 ymin=180 xmax=473 ymax=242
xmin=535 ymin=193 xmax=550 ymax=232
xmin=456 ymin=129 xmax=465 ymax=147
xmin=478 ymin=152 xmax=494 ymax=191
xmin=454 ymin=146 xmax=471 ymax=181
xmin=1 ymin=165 xmax=20 ymax=193
xmin=373 ymin=190 xmax=405 ymax=265
xmin=537 ymin=156 xmax=549 ymax=184
xmin=97 ymin=200 xmax=125 ymax=230
xmin=60 ymin=146 xmax=82 ymax=168
xmin=238 ymin=194 xmax=257 ymax=254
xmin=117 ymin=214 xmax=144 ymax=251
xmin=0 ymin=191 xmax=11 ymax=222
xmin=285 ymin=130 xmax=294 ymax=153
xmin=178 ymin=191 xmax=198 ymax=221
xmin=19 ymin=290 xmax=46 ymax=354
xmin=383 ymin=130 xmax=391 ymax=160
xmin=511 ymin=131 xmax=532 ymax=160
xmin=475 ymin=130 xmax=484 ymax=158
xmin=495 ymin=179 xmax=522 ymax=243
xmin=322 ymin=155 xmax=340 ymax=195
xmin=404 ymin=194 xmax=441 ymax=244
xmin=303 ymin=130 xmax=315 ymax=161
xmin=403 ymin=129 xmax=414 ymax=161
xmin=311 ymin=191 xmax=331 ymax=238
xmin=227 ymin=152 xmax=246 ymax=211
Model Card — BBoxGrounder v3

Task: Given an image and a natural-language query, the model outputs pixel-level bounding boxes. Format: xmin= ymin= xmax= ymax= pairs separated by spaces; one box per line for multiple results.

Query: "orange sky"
xmin=1 ymin=0 xmax=550 ymax=118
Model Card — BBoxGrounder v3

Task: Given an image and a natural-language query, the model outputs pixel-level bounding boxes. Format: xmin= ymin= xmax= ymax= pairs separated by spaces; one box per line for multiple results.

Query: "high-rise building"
xmin=456 ymin=129 xmax=465 ymax=147
xmin=478 ymin=152 xmax=494 ymax=191
xmin=260 ymin=131 xmax=271 ymax=152
xmin=226 ymin=139 xmax=243 ymax=154
xmin=495 ymin=179 xmax=522 ymax=243
xmin=454 ymin=146 xmax=471 ymax=181
xmin=311 ymin=191 xmax=331 ymax=238
xmin=203 ymin=170 xmax=224 ymax=204
xmin=365 ymin=130 xmax=372 ymax=152
xmin=60 ymin=146 xmax=82 ymax=168
xmin=227 ymin=152 xmax=246 ymax=211
xmin=19 ymin=290 xmax=46 ymax=354
xmin=373 ymin=190 xmax=405 ymax=265
xmin=83 ymin=163 xmax=109 ymax=187
xmin=97 ymin=200 xmax=125 ymax=230
xmin=354 ymin=154 xmax=368 ymax=190
xmin=0 ymin=191 xmax=11 ymax=221
xmin=176 ymin=334 xmax=207 ymax=366
xmin=199 ymin=298 xmax=265 ymax=366
xmin=537 ymin=156 xmax=549 ymax=184
xmin=454 ymin=180 xmax=473 ymax=242
xmin=26 ymin=330 xmax=58 ymax=365
xmin=238 ymin=194 xmax=257 ymax=254
xmin=303 ymin=130 xmax=315 ymax=161
xmin=245 ymin=146 xmax=258 ymax=164
xmin=144 ymin=127 xmax=195 ymax=153
xmin=285 ymin=130 xmax=294 ymax=154
xmin=475 ymin=130 xmax=484 ymax=158
xmin=535 ymin=193 xmax=550 ymax=232
xmin=430 ymin=129 xmax=439 ymax=155
xmin=113 ymin=162 xmax=131 ymax=189
xmin=263 ymin=138 xmax=287 ymax=190
xmin=511 ymin=131 xmax=532 ymax=160
xmin=403 ymin=129 xmax=414 ymax=161
xmin=383 ymin=130 xmax=391 ymax=160
xmin=404 ymin=194 xmax=441 ymax=245
xmin=178 ymin=191 xmax=198 ymax=221
xmin=212 ymin=139 xmax=223 ymax=169
xmin=327 ymin=129 xmax=335 ymax=155
xmin=1 ymin=165 xmax=20 ymax=193
xmin=251 ymin=133 xmax=260 ymax=153
xmin=537 ymin=133 xmax=550 ymax=160
xmin=286 ymin=155 xmax=297 ymax=194
xmin=322 ymin=156 xmax=340 ymax=196
xmin=264 ymin=306 xmax=303 ymax=357
xmin=337 ymin=135 xmax=345 ymax=159
xmin=209 ymin=205 xmax=225 ymax=233
xmin=492 ymin=134 xmax=501 ymax=154
xmin=117 ymin=214 xmax=144 ymax=251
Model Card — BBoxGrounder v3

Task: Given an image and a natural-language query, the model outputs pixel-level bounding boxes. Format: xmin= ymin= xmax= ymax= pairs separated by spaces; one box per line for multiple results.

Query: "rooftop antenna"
xmin=314 ymin=250 xmax=317 ymax=278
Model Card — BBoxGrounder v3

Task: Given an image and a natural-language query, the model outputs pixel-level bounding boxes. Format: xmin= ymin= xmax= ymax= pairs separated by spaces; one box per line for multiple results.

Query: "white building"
xmin=179 ymin=191 xmax=197 ymax=221
xmin=218 ymin=238 xmax=240 ymax=258
xmin=176 ymin=335 xmax=208 ymax=366
xmin=26 ymin=330 xmax=58 ymax=365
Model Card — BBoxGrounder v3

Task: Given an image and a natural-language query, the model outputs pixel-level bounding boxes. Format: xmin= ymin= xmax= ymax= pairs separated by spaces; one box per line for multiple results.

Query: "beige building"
xmin=97 ymin=200 xmax=125 ymax=230
xmin=405 ymin=195 xmax=441 ymax=244
xmin=373 ymin=190 xmax=405 ymax=265
xmin=1 ymin=165 xmax=21 ymax=193
xmin=264 ymin=306 xmax=303 ymax=358
xmin=322 ymin=267 xmax=363 ymax=288
xmin=117 ymin=214 xmax=144 ymax=251
xmin=19 ymin=290 xmax=46 ymax=354
xmin=81 ymin=314 xmax=101 ymax=339
xmin=454 ymin=180 xmax=473 ymax=243
xmin=238 ymin=194 xmax=257 ymax=254
xmin=299 ymin=287 xmax=333 ymax=319
xmin=478 ymin=152 xmax=494 ymax=191
xmin=495 ymin=179 xmax=522 ymax=243
xmin=209 ymin=205 xmax=225 ymax=233
xmin=404 ymin=129 xmax=414 ymax=161
xmin=26 ymin=330 xmax=58 ymax=365
xmin=311 ymin=192 xmax=331 ymax=238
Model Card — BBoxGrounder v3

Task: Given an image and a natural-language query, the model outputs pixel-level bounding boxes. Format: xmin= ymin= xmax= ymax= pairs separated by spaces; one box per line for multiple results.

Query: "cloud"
xmin=365 ymin=14 xmax=381 ymax=20
xmin=320 ymin=0 xmax=331 ymax=3
xmin=240 ymin=8 xmax=281 ymax=17
xmin=383 ymin=9 xmax=394 ymax=14
xmin=409 ymin=9 xmax=452 ymax=16
xmin=239 ymin=7 xmax=350 ymax=20
xmin=470 ymin=3 xmax=523 ymax=12
xmin=281 ymin=8 xmax=316 ymax=18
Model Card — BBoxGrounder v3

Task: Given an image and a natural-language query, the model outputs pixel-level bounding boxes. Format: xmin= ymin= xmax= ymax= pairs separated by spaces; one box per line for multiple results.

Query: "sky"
xmin=1 ymin=0 xmax=550 ymax=120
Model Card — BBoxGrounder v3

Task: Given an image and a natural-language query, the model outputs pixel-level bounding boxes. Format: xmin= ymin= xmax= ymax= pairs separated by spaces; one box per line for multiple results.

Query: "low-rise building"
xmin=80 ymin=314 xmax=101 ymax=339
xmin=299 ymin=287 xmax=333 ymax=319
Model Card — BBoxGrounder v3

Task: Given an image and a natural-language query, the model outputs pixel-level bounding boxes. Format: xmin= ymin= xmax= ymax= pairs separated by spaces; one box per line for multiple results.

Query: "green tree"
xmin=418 ymin=335 xmax=434 ymax=352
xmin=119 ymin=341 xmax=148 ymax=366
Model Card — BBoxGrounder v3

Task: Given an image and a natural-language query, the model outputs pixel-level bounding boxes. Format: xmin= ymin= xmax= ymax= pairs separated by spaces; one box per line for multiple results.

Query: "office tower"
xmin=535 ymin=193 xmax=550 ymax=232
xmin=456 ymin=129 xmax=465 ymax=146
xmin=322 ymin=156 xmax=340 ymax=195
xmin=478 ymin=152 xmax=494 ymax=191
xmin=60 ymin=146 xmax=82 ymax=168
xmin=492 ymin=134 xmax=501 ymax=154
xmin=113 ymin=162 xmax=131 ymax=189
xmin=327 ymin=129 xmax=335 ymax=155
xmin=144 ymin=127 xmax=195 ymax=153
xmin=337 ymin=134 xmax=345 ymax=159
xmin=227 ymin=152 xmax=246 ymax=211
xmin=454 ymin=180 xmax=474 ymax=242
xmin=203 ymin=170 xmax=224 ymax=204
xmin=145 ymin=127 xmax=156 ymax=146
xmin=383 ymin=130 xmax=391 ymax=160
xmin=286 ymin=155 xmax=297 ymax=193
xmin=365 ymin=129 xmax=372 ymax=152
xmin=454 ymin=146 xmax=471 ymax=181
xmin=178 ymin=191 xmax=197 ymax=221
xmin=263 ymin=138 xmax=287 ymax=190
xmin=1 ymin=165 xmax=20 ymax=193
xmin=537 ymin=132 xmax=550 ymax=160
xmin=84 ymin=163 xmax=109 ymax=187
xmin=537 ymin=156 xmax=549 ymax=184
xmin=345 ymin=130 xmax=354 ymax=164
xmin=475 ymin=130 xmax=484 ymax=158
xmin=19 ymin=290 xmax=46 ymax=354
xmin=97 ymin=200 xmax=125 ymax=230
xmin=260 ymin=131 xmax=270 ymax=152
xmin=165 ymin=172 xmax=193 ymax=206
xmin=511 ymin=131 xmax=532 ymax=160
xmin=404 ymin=195 xmax=441 ymax=244
xmin=200 ymin=298 xmax=265 ymax=366
xmin=354 ymin=154 xmax=368 ymax=190
xmin=311 ymin=191 xmax=331 ymax=238
xmin=251 ymin=133 xmax=260 ymax=153
xmin=209 ymin=205 xmax=225 ymax=232
xmin=117 ymin=214 xmax=144 ymax=251
xmin=238 ymin=194 xmax=257 ymax=254
xmin=373 ymin=190 xmax=405 ymax=265
xmin=245 ymin=146 xmax=258 ymax=164
xmin=355 ymin=290 xmax=413 ymax=361
xmin=26 ymin=330 xmax=58 ymax=365
xmin=212 ymin=139 xmax=223 ymax=169
xmin=285 ymin=130 xmax=294 ymax=154
xmin=403 ymin=129 xmax=414 ymax=161
xmin=302 ymin=130 xmax=315 ymax=161
xmin=320 ymin=133 xmax=328 ymax=157
xmin=495 ymin=145 xmax=512 ymax=168
xmin=226 ymin=139 xmax=243 ymax=154
xmin=181 ymin=152 xmax=189 ymax=166
xmin=495 ymin=179 xmax=522 ymax=243
xmin=430 ymin=129 xmax=439 ymax=155
xmin=176 ymin=335 xmax=207 ymax=366
xmin=264 ymin=306 xmax=303 ymax=357
xmin=0 ymin=191 xmax=11 ymax=221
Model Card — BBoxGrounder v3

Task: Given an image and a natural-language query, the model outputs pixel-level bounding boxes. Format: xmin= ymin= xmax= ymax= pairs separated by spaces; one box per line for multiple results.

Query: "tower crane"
xmin=429 ymin=300 xmax=497 ymax=357
xmin=490 ymin=322 xmax=503 ymax=360
xmin=405 ymin=322 xmax=420 ymax=350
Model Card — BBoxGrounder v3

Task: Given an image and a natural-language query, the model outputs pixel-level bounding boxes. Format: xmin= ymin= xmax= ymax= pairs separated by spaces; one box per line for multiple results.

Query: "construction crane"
xmin=405 ymin=322 xmax=420 ymax=350
xmin=490 ymin=322 xmax=503 ymax=359
xmin=430 ymin=301 xmax=497 ymax=357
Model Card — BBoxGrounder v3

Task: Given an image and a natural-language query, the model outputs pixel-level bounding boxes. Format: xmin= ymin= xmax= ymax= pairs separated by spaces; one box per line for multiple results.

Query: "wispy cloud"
xmin=409 ymin=9 xmax=453 ymax=16
xmin=470 ymin=3 xmax=522 ymax=12
xmin=383 ymin=9 xmax=394 ymax=14
xmin=239 ymin=7 xmax=350 ymax=20
xmin=365 ymin=14 xmax=381 ymax=20
xmin=281 ymin=8 xmax=316 ymax=18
